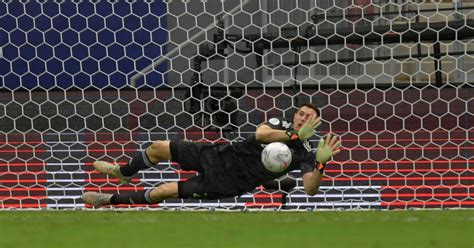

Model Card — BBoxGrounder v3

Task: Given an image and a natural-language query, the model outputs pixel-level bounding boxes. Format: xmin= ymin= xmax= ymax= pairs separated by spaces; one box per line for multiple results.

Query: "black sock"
xmin=110 ymin=189 xmax=156 ymax=205
xmin=120 ymin=150 xmax=155 ymax=176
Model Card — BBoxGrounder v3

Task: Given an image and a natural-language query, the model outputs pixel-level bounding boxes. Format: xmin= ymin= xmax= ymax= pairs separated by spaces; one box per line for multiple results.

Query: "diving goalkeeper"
xmin=82 ymin=103 xmax=341 ymax=207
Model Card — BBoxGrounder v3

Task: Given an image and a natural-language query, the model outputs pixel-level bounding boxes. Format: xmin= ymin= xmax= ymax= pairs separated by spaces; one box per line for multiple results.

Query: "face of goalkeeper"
xmin=292 ymin=105 xmax=318 ymax=131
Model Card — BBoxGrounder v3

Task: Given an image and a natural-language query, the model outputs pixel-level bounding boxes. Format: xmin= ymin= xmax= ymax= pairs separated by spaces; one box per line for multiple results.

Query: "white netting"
xmin=0 ymin=0 xmax=473 ymax=210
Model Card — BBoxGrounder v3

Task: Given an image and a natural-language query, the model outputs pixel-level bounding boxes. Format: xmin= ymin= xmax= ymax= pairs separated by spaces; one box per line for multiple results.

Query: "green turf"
xmin=0 ymin=210 xmax=472 ymax=248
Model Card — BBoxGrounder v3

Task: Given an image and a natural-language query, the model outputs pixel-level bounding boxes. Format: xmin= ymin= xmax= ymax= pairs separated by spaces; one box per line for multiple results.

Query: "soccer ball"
xmin=261 ymin=142 xmax=292 ymax=173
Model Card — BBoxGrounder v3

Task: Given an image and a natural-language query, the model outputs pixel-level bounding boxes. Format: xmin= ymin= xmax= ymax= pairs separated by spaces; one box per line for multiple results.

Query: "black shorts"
xmin=170 ymin=141 xmax=241 ymax=200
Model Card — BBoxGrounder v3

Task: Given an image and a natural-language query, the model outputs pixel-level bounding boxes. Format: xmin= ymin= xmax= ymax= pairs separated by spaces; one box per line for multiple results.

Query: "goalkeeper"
xmin=83 ymin=103 xmax=341 ymax=207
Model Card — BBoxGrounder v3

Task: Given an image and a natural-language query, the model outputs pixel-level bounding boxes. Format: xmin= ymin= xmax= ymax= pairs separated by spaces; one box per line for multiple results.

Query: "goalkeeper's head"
xmin=292 ymin=103 xmax=320 ymax=130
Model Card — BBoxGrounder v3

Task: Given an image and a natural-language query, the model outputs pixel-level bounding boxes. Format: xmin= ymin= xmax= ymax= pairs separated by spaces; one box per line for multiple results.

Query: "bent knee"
xmin=149 ymin=183 xmax=178 ymax=201
xmin=147 ymin=140 xmax=171 ymax=161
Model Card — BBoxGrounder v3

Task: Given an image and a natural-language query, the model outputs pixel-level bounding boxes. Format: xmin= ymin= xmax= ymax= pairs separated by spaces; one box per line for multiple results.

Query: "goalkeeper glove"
xmin=314 ymin=138 xmax=332 ymax=174
xmin=316 ymin=137 xmax=334 ymax=164
xmin=315 ymin=134 xmax=341 ymax=173
xmin=286 ymin=116 xmax=320 ymax=141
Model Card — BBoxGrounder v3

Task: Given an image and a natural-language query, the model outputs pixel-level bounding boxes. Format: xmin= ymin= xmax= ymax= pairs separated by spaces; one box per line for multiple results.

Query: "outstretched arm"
xmin=255 ymin=116 xmax=321 ymax=143
xmin=302 ymin=134 xmax=341 ymax=195
xmin=255 ymin=124 xmax=292 ymax=143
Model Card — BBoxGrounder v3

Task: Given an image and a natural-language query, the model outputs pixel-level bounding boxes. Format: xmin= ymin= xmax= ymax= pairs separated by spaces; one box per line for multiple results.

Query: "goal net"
xmin=1 ymin=0 xmax=473 ymax=210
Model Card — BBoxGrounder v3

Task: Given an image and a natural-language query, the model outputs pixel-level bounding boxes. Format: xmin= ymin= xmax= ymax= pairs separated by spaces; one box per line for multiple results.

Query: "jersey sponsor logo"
xmin=303 ymin=140 xmax=315 ymax=152
xmin=268 ymin=118 xmax=280 ymax=126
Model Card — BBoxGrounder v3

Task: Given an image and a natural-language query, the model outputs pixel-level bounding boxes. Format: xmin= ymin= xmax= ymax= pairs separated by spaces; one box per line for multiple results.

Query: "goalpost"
xmin=0 ymin=0 xmax=473 ymax=210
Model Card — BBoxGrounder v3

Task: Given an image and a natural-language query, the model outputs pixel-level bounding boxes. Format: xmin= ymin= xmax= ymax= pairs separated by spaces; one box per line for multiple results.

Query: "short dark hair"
xmin=296 ymin=103 xmax=320 ymax=117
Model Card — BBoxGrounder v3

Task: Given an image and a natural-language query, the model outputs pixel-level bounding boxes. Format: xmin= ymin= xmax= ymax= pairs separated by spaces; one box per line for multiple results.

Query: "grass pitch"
xmin=0 ymin=210 xmax=472 ymax=248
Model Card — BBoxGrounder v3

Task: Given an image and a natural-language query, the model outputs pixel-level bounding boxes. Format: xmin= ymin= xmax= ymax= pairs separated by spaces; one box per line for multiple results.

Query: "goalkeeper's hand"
xmin=287 ymin=115 xmax=321 ymax=141
xmin=316 ymin=133 xmax=341 ymax=164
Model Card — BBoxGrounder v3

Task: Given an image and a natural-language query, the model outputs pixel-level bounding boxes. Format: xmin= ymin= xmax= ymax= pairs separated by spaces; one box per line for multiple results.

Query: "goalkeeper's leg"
xmin=94 ymin=141 xmax=172 ymax=183
xmin=82 ymin=182 xmax=178 ymax=207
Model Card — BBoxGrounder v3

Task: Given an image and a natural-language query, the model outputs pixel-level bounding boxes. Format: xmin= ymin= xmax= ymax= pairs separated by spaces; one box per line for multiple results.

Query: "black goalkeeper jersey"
xmin=203 ymin=117 xmax=317 ymax=196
